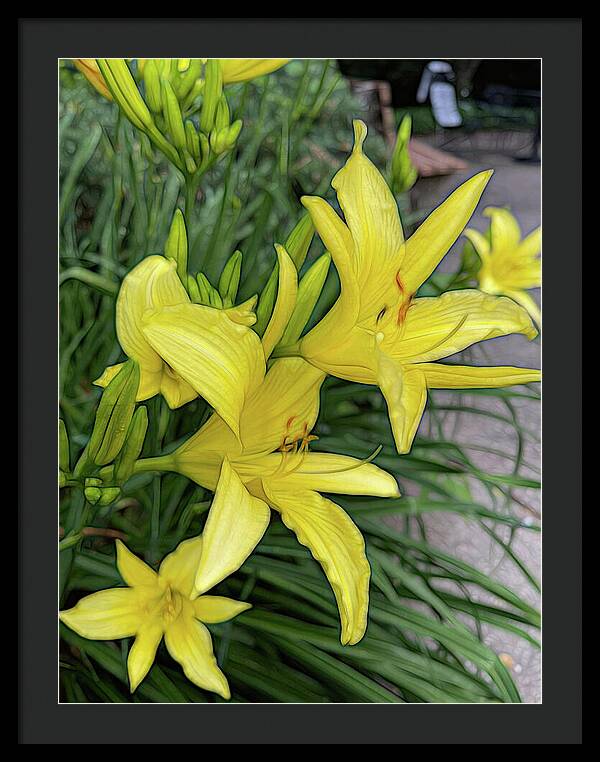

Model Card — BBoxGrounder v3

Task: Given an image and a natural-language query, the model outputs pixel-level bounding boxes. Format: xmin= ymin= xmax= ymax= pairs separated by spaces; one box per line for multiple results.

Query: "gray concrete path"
xmin=407 ymin=130 xmax=541 ymax=702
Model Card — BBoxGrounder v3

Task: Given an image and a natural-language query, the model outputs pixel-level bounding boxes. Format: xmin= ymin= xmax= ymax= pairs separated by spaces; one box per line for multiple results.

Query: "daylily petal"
xmin=484 ymin=207 xmax=522 ymax=252
xmin=158 ymin=369 xmax=197 ymax=410
xmin=260 ymin=452 xmax=400 ymax=497
xmin=194 ymin=459 xmax=270 ymax=596
xmin=333 ymin=120 xmax=404 ymax=277
xmin=193 ymin=596 xmax=251 ymax=624
xmin=517 ymin=227 xmax=542 ymax=262
xmin=300 ymin=196 xmax=356 ymax=294
xmin=116 ymin=539 xmax=158 ymax=588
xmin=116 ymin=255 xmax=190 ymax=375
xmin=463 ymin=228 xmax=491 ymax=261
xmin=377 ymin=354 xmax=427 ymax=454
xmin=401 ymin=171 xmax=493 ymax=295
xmin=94 ymin=362 xmax=163 ymax=402
xmin=302 ymin=313 xmax=377 ymax=385
xmin=239 ymin=358 xmax=325 ymax=455
xmin=73 ymin=59 xmax=112 ymax=100
xmin=142 ymin=302 xmax=266 ymax=439
xmin=164 ymin=613 xmax=230 ymax=698
xmin=417 ymin=362 xmax=541 ymax=388
xmin=265 ymin=485 xmax=370 ymax=646
xmin=262 ymin=244 xmax=298 ymax=360
xmin=504 ymin=289 xmax=541 ymax=327
xmin=159 ymin=536 xmax=204 ymax=599
xmin=127 ymin=621 xmax=163 ymax=692
xmin=392 ymin=290 xmax=537 ymax=363
xmin=219 ymin=58 xmax=290 ymax=84
xmin=60 ymin=588 xmax=142 ymax=640
xmin=171 ymin=358 xmax=325 ymax=478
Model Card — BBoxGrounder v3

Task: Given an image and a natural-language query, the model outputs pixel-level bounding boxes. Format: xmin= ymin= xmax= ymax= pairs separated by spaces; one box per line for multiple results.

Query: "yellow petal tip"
xmin=352 ymin=119 xmax=367 ymax=152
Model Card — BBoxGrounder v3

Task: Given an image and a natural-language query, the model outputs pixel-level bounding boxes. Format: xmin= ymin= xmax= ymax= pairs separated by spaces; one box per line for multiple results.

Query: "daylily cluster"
xmin=61 ymin=118 xmax=541 ymax=700
xmin=72 ymin=58 xmax=290 ymax=177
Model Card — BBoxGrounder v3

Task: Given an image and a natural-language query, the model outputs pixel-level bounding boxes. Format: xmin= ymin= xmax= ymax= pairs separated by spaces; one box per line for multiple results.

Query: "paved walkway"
xmin=407 ymin=130 xmax=541 ymax=702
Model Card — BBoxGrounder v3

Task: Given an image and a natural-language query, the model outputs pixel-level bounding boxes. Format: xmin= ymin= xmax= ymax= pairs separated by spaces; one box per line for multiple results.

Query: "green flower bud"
xmin=177 ymin=59 xmax=203 ymax=100
xmin=196 ymin=272 xmax=212 ymax=305
xmin=391 ymin=114 xmax=418 ymax=195
xmin=198 ymin=132 xmax=211 ymax=170
xmin=59 ymin=419 xmax=70 ymax=473
xmin=196 ymin=272 xmax=222 ymax=308
xmin=279 ymin=252 xmax=331 ymax=346
xmin=255 ymin=213 xmax=315 ymax=335
xmin=218 ymin=250 xmax=242 ymax=308
xmin=187 ymin=274 xmax=202 ymax=303
xmin=97 ymin=59 xmax=153 ymax=132
xmin=142 ymin=59 xmax=162 ymax=113
xmin=88 ymin=360 xmax=140 ymax=466
xmin=114 ymin=406 xmax=148 ymax=484
xmin=185 ymin=120 xmax=200 ymax=162
xmin=161 ymin=78 xmax=187 ymax=153
xmin=97 ymin=487 xmax=122 ymax=507
xmin=199 ymin=59 xmax=223 ymax=134
xmin=225 ymin=119 xmax=243 ymax=148
xmin=215 ymin=95 xmax=230 ymax=132
xmin=84 ymin=486 xmax=102 ymax=505
xmin=165 ymin=208 xmax=188 ymax=285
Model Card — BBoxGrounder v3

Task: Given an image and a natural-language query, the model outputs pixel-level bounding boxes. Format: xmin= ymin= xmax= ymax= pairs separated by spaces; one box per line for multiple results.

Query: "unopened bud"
xmin=200 ymin=59 xmax=223 ymax=134
xmin=165 ymin=208 xmax=188 ymax=285
xmin=88 ymin=361 xmax=140 ymax=466
xmin=114 ymin=406 xmax=149 ymax=483
xmin=218 ymin=250 xmax=242 ymax=307
xmin=279 ymin=252 xmax=331 ymax=346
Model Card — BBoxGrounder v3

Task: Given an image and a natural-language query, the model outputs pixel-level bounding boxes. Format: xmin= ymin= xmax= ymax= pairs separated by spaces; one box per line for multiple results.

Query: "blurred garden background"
xmin=59 ymin=59 xmax=541 ymax=703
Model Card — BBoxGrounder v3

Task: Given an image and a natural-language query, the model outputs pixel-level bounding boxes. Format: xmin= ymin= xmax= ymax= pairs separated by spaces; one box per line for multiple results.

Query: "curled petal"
xmin=262 ymin=244 xmax=298 ymax=360
xmin=142 ymin=302 xmax=266 ymax=440
xmin=266 ymin=485 xmax=370 ymax=646
xmin=116 ymin=256 xmax=190 ymax=375
xmin=393 ymin=290 xmax=537 ymax=364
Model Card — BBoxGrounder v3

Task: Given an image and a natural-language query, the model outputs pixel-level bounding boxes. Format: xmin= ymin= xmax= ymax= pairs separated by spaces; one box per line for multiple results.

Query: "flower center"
xmin=150 ymin=585 xmax=183 ymax=625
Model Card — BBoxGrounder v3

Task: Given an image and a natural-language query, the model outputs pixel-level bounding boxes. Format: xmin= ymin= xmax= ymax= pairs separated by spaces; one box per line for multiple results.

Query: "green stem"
xmin=133 ymin=454 xmax=175 ymax=475
xmin=271 ymin=342 xmax=302 ymax=359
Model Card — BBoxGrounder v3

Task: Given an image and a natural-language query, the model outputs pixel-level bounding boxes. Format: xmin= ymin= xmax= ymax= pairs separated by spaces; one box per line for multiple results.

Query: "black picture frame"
xmin=19 ymin=17 xmax=582 ymax=744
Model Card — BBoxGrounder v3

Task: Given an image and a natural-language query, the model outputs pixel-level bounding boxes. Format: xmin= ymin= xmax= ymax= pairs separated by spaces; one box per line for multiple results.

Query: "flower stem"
xmin=271 ymin=342 xmax=302 ymax=359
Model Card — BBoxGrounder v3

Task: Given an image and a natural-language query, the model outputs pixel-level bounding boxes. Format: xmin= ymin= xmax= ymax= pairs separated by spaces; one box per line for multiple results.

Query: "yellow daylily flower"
xmin=296 ymin=120 xmax=541 ymax=454
xmin=218 ymin=59 xmax=290 ymax=84
xmin=60 ymin=537 xmax=250 ymax=697
xmin=73 ymin=59 xmax=113 ymax=100
xmin=465 ymin=207 xmax=541 ymax=327
xmin=95 ymin=255 xmax=266 ymax=441
xmin=141 ymin=356 xmax=400 ymax=647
